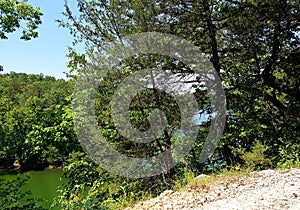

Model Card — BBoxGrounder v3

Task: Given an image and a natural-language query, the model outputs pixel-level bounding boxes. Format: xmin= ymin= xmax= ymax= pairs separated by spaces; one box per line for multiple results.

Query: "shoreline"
xmin=0 ymin=165 xmax=64 ymax=175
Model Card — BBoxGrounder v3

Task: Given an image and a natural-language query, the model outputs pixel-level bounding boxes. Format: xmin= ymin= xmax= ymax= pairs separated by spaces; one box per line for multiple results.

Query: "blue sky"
xmin=0 ymin=0 xmax=80 ymax=79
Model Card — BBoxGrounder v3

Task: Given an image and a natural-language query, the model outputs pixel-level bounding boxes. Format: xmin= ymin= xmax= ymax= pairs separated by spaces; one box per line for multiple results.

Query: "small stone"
xmin=232 ymin=184 xmax=238 ymax=188
xmin=195 ymin=174 xmax=209 ymax=180
xmin=257 ymin=169 xmax=276 ymax=176
xmin=160 ymin=190 xmax=173 ymax=197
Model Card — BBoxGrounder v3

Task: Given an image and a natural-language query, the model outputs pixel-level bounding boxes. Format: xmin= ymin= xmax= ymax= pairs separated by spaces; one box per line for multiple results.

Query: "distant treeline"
xmin=0 ymin=72 xmax=80 ymax=171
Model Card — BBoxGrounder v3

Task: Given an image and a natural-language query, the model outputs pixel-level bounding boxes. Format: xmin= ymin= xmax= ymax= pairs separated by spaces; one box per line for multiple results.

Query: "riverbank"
xmin=0 ymin=164 xmax=65 ymax=174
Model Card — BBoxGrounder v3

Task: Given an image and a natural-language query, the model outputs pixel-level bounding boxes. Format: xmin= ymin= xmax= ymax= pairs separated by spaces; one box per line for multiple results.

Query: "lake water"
xmin=0 ymin=170 xmax=65 ymax=209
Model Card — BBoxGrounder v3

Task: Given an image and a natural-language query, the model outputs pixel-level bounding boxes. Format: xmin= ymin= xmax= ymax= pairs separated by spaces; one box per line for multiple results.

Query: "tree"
xmin=0 ymin=0 xmax=42 ymax=40
xmin=59 ymin=0 xmax=299 ymax=206
xmin=0 ymin=72 xmax=80 ymax=170
xmin=0 ymin=0 xmax=43 ymax=71
xmin=60 ymin=0 xmax=183 ymax=187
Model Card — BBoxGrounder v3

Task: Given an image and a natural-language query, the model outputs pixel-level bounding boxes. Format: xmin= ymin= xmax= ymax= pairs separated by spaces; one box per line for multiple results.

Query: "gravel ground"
xmin=124 ymin=168 xmax=300 ymax=210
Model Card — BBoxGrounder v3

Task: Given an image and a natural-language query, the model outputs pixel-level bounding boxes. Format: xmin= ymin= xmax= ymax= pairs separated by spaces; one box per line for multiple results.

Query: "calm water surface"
xmin=0 ymin=170 xmax=65 ymax=209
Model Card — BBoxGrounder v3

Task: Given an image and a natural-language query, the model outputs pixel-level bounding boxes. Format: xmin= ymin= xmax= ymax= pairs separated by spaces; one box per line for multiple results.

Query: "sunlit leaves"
xmin=0 ymin=0 xmax=42 ymax=40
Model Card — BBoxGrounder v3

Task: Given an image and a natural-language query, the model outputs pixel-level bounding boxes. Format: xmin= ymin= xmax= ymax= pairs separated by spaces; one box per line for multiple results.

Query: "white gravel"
xmin=124 ymin=168 xmax=300 ymax=210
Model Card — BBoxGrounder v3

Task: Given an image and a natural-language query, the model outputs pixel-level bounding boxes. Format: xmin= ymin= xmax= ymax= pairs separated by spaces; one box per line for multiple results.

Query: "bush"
xmin=277 ymin=139 xmax=300 ymax=168
xmin=236 ymin=140 xmax=272 ymax=171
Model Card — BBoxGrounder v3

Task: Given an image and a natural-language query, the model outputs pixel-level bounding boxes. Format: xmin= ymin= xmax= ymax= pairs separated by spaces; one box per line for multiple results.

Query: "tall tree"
xmin=60 ymin=0 xmax=299 ymax=189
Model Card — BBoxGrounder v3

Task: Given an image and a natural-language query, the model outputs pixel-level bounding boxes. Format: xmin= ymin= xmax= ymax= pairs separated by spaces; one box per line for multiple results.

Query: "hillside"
xmin=125 ymin=168 xmax=300 ymax=210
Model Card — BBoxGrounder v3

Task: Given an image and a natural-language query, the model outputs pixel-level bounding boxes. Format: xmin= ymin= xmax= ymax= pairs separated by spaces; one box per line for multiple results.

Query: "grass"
xmin=176 ymin=163 xmax=300 ymax=192
xmin=175 ymin=168 xmax=249 ymax=191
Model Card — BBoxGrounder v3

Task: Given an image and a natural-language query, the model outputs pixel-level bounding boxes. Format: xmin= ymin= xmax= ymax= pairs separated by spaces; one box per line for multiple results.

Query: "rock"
xmin=250 ymin=171 xmax=259 ymax=177
xmin=125 ymin=168 xmax=300 ymax=210
xmin=195 ymin=174 xmax=209 ymax=180
xmin=257 ymin=169 xmax=277 ymax=176
xmin=159 ymin=190 xmax=173 ymax=197
xmin=289 ymin=202 xmax=300 ymax=210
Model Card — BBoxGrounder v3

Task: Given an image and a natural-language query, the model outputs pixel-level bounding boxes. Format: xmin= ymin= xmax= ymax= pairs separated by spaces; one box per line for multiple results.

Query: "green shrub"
xmin=236 ymin=140 xmax=272 ymax=171
xmin=277 ymin=139 xmax=300 ymax=168
xmin=174 ymin=168 xmax=195 ymax=191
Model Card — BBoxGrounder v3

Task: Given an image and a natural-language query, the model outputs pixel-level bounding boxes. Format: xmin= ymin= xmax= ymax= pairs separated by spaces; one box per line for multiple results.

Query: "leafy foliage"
xmin=0 ymin=72 xmax=80 ymax=170
xmin=55 ymin=0 xmax=299 ymax=208
xmin=0 ymin=0 xmax=299 ymax=209
xmin=0 ymin=175 xmax=46 ymax=210
xmin=0 ymin=0 xmax=42 ymax=40
xmin=235 ymin=140 xmax=272 ymax=171
xmin=53 ymin=152 xmax=169 ymax=209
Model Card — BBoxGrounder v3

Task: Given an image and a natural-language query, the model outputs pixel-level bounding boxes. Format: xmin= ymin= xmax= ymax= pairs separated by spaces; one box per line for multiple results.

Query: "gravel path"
xmin=125 ymin=168 xmax=300 ymax=210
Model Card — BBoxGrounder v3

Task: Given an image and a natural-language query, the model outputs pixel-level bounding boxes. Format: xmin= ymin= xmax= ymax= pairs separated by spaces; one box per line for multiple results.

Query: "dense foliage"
xmin=0 ymin=0 xmax=299 ymax=209
xmin=0 ymin=72 xmax=80 ymax=171
xmin=0 ymin=0 xmax=42 ymax=40
xmin=55 ymin=0 xmax=299 ymax=208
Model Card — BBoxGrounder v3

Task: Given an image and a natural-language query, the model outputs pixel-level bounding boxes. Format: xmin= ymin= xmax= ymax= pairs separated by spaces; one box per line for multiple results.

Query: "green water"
xmin=0 ymin=170 xmax=65 ymax=209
